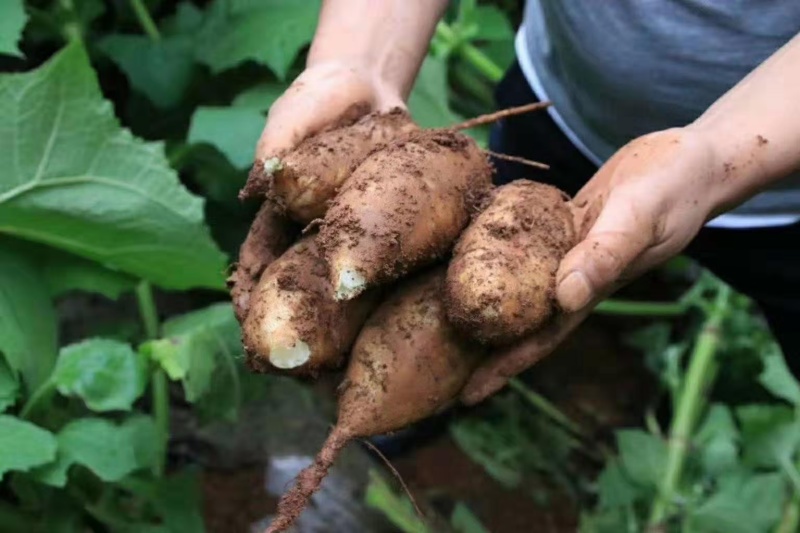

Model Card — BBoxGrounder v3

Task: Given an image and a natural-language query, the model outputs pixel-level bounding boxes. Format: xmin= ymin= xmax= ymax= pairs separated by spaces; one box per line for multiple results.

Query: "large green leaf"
xmin=99 ymin=34 xmax=195 ymax=109
xmin=689 ymin=472 xmax=784 ymax=533
xmin=0 ymin=247 xmax=57 ymax=389
xmin=596 ymin=459 xmax=641 ymax=509
xmin=195 ymin=0 xmax=320 ymax=79
xmin=41 ymin=249 xmax=136 ymax=300
xmin=0 ymin=0 xmax=27 ymax=57
xmin=33 ymin=416 xmax=157 ymax=487
xmin=124 ymin=470 xmax=205 ymax=533
xmin=737 ymin=404 xmax=800 ymax=469
xmin=696 ymin=404 xmax=738 ymax=476
xmin=188 ymin=107 xmax=264 ymax=169
xmin=0 ymin=415 xmax=57 ymax=481
xmin=616 ymin=430 xmax=667 ymax=489
xmin=51 ymin=338 xmax=148 ymax=412
xmin=0 ymin=43 xmax=227 ymax=290
xmin=0 ymin=355 xmax=19 ymax=412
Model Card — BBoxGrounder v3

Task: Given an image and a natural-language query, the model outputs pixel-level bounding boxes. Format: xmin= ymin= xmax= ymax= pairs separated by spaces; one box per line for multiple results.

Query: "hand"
xmin=461 ymin=127 xmax=721 ymax=404
xmin=255 ymin=61 xmax=405 ymax=160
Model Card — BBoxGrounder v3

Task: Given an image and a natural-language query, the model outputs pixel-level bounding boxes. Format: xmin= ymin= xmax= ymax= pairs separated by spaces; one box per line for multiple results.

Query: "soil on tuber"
xmin=228 ymin=201 xmax=296 ymax=323
xmin=320 ymin=129 xmax=493 ymax=301
xmin=242 ymin=235 xmax=378 ymax=375
xmin=245 ymin=108 xmax=417 ymax=224
xmin=446 ymin=180 xmax=576 ymax=344
xmin=265 ymin=268 xmax=483 ymax=533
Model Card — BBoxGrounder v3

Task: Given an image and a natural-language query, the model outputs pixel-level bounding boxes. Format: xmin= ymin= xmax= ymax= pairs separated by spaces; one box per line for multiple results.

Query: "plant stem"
xmin=59 ymin=0 xmax=83 ymax=43
xmin=19 ymin=381 xmax=56 ymax=420
xmin=135 ymin=280 xmax=168 ymax=476
xmin=595 ymin=299 xmax=689 ymax=317
xmin=128 ymin=0 xmax=161 ymax=41
xmin=135 ymin=281 xmax=159 ymax=340
xmin=648 ymin=285 xmax=731 ymax=528
xmin=508 ymin=378 xmax=585 ymax=438
xmin=435 ymin=23 xmax=504 ymax=83
xmin=151 ymin=369 xmax=169 ymax=476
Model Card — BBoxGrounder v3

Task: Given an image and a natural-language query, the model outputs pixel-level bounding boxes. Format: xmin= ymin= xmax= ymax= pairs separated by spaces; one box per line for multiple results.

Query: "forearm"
xmin=308 ymin=0 xmax=449 ymax=99
xmin=688 ymin=33 xmax=800 ymax=214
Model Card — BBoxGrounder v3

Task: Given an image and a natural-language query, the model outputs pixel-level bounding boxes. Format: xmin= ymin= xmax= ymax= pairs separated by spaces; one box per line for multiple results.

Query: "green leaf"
xmin=0 ymin=415 xmax=57 ymax=481
xmin=0 ymin=355 xmax=19 ymax=412
xmin=0 ymin=247 xmax=58 ymax=389
xmin=696 ymin=404 xmax=739 ymax=475
xmin=690 ymin=472 xmax=784 ymax=533
xmin=124 ymin=470 xmax=205 ymax=533
xmin=99 ymin=34 xmax=195 ymax=109
xmin=143 ymin=304 xmax=242 ymax=418
xmin=365 ymin=469 xmax=431 ymax=533
xmin=195 ymin=0 xmax=321 ymax=79
xmin=616 ymin=430 xmax=667 ymax=489
xmin=408 ymin=56 xmax=464 ymax=129
xmin=232 ymin=82 xmax=287 ymax=111
xmin=0 ymin=0 xmax=27 ymax=57
xmin=759 ymin=351 xmax=800 ymax=406
xmin=52 ymin=338 xmax=147 ymax=412
xmin=450 ymin=503 xmax=489 ymax=533
xmin=0 ymin=43 xmax=227 ymax=290
xmin=33 ymin=416 xmax=157 ymax=487
xmin=737 ymin=404 xmax=800 ymax=469
xmin=596 ymin=459 xmax=641 ymax=509
xmin=41 ymin=249 xmax=136 ymax=299
xmin=188 ymin=106 xmax=264 ymax=169
xmin=465 ymin=6 xmax=514 ymax=42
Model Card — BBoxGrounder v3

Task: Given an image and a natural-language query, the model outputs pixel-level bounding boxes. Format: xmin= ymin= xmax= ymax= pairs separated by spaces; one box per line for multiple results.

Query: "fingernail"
xmin=557 ymin=271 xmax=594 ymax=312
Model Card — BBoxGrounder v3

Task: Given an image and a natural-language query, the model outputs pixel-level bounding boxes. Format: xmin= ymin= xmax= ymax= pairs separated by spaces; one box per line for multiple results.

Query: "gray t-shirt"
xmin=519 ymin=0 xmax=800 ymax=226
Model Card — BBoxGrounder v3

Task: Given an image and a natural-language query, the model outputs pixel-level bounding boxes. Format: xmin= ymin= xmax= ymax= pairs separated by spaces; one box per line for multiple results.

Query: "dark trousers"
xmin=490 ymin=61 xmax=800 ymax=363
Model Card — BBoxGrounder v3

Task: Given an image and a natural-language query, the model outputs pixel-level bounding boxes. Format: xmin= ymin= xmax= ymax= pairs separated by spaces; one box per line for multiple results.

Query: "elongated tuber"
xmin=242 ymin=235 xmax=377 ymax=374
xmin=446 ymin=180 xmax=576 ymax=344
xmin=320 ymin=129 xmax=493 ymax=301
xmin=265 ymin=268 xmax=482 ymax=532
xmin=257 ymin=108 xmax=417 ymax=223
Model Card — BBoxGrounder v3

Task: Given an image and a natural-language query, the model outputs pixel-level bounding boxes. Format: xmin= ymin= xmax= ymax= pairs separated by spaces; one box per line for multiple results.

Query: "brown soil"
xmin=319 ymin=129 xmax=493 ymax=291
xmin=202 ymin=467 xmax=277 ymax=533
xmin=445 ymin=180 xmax=576 ymax=344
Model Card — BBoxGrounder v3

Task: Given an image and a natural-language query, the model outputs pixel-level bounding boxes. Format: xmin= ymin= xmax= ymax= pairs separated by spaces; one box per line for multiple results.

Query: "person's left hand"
xmin=461 ymin=126 xmax=723 ymax=404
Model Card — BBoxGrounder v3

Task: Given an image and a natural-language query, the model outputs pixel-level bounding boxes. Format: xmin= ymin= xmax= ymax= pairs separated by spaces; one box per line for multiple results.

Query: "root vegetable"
xmin=265 ymin=268 xmax=482 ymax=532
xmin=445 ymin=180 xmax=576 ymax=344
xmin=228 ymin=201 xmax=296 ymax=323
xmin=253 ymin=108 xmax=417 ymax=224
xmin=320 ymin=129 xmax=493 ymax=301
xmin=242 ymin=235 xmax=377 ymax=374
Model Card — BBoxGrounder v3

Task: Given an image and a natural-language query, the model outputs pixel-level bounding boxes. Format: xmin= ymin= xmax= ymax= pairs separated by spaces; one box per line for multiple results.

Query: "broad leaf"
xmin=188 ymin=107 xmax=264 ymax=168
xmin=737 ymin=404 xmax=800 ymax=469
xmin=0 ymin=247 xmax=57 ymax=389
xmin=99 ymin=34 xmax=195 ymax=109
xmin=143 ymin=304 xmax=242 ymax=417
xmin=195 ymin=0 xmax=320 ymax=79
xmin=690 ymin=472 xmax=784 ymax=533
xmin=596 ymin=459 xmax=641 ymax=509
xmin=0 ymin=0 xmax=27 ymax=57
xmin=759 ymin=351 xmax=800 ymax=406
xmin=0 ymin=43 xmax=227 ymax=290
xmin=408 ymin=57 xmax=464 ymax=129
xmin=41 ymin=249 xmax=136 ymax=299
xmin=52 ymin=338 xmax=147 ymax=412
xmin=34 ymin=416 xmax=157 ymax=487
xmin=616 ymin=430 xmax=667 ymax=489
xmin=0 ymin=415 xmax=57 ymax=481
xmin=696 ymin=404 xmax=738 ymax=475
xmin=0 ymin=355 xmax=19 ymax=412
xmin=233 ymin=82 xmax=287 ymax=111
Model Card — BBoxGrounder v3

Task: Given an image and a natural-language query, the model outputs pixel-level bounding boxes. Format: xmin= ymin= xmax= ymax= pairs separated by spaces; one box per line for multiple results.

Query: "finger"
xmin=254 ymin=71 xmax=376 ymax=161
xmin=556 ymin=193 xmax=653 ymax=312
xmin=460 ymin=308 xmax=591 ymax=405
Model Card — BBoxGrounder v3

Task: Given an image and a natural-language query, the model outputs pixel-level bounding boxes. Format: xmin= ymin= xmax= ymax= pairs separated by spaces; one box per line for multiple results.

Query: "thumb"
xmin=556 ymin=195 xmax=652 ymax=312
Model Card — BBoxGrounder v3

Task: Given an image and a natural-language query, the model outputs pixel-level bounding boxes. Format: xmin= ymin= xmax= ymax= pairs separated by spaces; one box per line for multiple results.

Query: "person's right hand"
xmin=255 ymin=61 xmax=406 ymax=161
